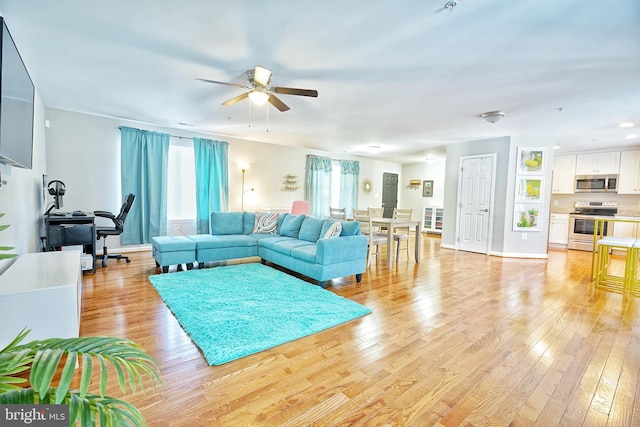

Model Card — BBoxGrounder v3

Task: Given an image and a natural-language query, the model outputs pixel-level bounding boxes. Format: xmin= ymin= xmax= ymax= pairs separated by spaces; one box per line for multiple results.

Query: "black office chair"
xmin=95 ymin=193 xmax=135 ymax=267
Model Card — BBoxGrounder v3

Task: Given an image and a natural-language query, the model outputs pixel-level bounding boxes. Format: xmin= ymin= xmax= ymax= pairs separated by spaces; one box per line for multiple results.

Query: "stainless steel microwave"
xmin=575 ymin=175 xmax=618 ymax=193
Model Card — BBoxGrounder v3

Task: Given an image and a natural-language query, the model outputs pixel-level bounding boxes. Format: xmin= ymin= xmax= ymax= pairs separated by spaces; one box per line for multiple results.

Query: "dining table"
xmin=370 ymin=217 xmax=422 ymax=269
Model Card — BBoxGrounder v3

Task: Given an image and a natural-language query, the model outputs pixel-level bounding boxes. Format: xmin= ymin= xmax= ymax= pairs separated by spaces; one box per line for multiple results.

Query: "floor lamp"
xmin=241 ymin=167 xmax=247 ymax=211
xmin=240 ymin=163 xmax=249 ymax=211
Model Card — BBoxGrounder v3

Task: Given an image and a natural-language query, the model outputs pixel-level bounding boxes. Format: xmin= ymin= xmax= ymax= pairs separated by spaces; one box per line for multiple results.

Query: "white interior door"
xmin=456 ymin=155 xmax=495 ymax=254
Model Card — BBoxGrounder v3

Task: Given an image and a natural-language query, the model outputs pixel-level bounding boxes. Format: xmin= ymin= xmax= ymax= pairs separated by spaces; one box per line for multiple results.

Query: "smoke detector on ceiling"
xmin=444 ymin=1 xmax=458 ymax=10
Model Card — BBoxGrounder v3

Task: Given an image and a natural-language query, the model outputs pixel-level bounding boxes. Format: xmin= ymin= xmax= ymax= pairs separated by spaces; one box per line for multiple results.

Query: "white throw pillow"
xmin=253 ymin=212 xmax=279 ymax=234
xmin=323 ymin=221 xmax=342 ymax=239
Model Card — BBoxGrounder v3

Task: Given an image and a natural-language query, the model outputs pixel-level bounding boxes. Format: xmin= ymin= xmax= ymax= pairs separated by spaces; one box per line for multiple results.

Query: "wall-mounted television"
xmin=0 ymin=16 xmax=34 ymax=169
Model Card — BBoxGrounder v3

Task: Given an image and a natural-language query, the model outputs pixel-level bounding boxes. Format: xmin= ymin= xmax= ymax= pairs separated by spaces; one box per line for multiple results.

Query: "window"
xmin=167 ymin=141 xmax=196 ymax=220
xmin=331 ymin=160 xmax=341 ymax=207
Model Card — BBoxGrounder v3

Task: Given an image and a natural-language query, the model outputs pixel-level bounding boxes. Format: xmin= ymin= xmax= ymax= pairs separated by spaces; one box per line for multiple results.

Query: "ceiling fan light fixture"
xmin=481 ymin=110 xmax=506 ymax=123
xmin=253 ymin=66 xmax=272 ymax=87
xmin=248 ymin=90 xmax=269 ymax=105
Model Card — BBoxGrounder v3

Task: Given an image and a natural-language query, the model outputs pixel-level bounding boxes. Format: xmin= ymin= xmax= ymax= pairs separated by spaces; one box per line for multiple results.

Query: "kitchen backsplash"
xmin=551 ymin=193 xmax=640 ymax=216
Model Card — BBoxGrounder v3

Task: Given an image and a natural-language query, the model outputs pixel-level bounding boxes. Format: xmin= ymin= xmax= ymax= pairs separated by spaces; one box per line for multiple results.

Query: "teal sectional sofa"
xmin=151 ymin=211 xmax=368 ymax=288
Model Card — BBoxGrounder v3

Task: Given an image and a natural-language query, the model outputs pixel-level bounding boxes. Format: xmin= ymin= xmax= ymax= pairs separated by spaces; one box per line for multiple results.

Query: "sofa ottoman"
xmin=151 ymin=236 xmax=196 ymax=273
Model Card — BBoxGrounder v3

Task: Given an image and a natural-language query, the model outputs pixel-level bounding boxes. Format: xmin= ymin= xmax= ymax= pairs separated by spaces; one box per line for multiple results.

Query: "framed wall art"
xmin=423 ymin=180 xmax=433 ymax=197
xmin=516 ymin=148 xmax=545 ymax=175
xmin=515 ymin=177 xmax=542 ymax=202
xmin=513 ymin=203 xmax=542 ymax=231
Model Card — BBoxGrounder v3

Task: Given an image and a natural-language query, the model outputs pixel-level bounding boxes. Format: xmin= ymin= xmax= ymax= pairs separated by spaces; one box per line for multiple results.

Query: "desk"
xmin=371 ymin=217 xmax=422 ymax=269
xmin=45 ymin=213 xmax=96 ymax=273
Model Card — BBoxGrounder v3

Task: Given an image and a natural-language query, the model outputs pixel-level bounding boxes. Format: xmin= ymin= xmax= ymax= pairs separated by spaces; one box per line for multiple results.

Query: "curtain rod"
xmin=118 ymin=126 xmax=195 ymax=140
xmin=307 ymin=154 xmax=359 ymax=163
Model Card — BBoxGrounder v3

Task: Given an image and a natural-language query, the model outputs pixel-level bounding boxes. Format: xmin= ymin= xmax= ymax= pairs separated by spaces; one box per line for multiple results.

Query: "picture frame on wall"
xmin=515 ymin=177 xmax=543 ymax=202
xmin=513 ymin=203 xmax=542 ymax=231
xmin=516 ymin=148 xmax=545 ymax=175
xmin=423 ymin=180 xmax=433 ymax=197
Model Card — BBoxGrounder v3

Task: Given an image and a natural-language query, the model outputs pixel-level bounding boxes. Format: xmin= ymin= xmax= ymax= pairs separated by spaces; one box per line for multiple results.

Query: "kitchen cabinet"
xmin=552 ymin=155 xmax=576 ymax=194
xmin=549 ymin=213 xmax=570 ymax=245
xmin=611 ymin=215 xmax=639 ymax=254
xmin=612 ymin=216 xmax=640 ymax=239
xmin=423 ymin=207 xmax=443 ymax=234
xmin=575 ymin=151 xmax=620 ymax=175
xmin=618 ymin=150 xmax=640 ymax=194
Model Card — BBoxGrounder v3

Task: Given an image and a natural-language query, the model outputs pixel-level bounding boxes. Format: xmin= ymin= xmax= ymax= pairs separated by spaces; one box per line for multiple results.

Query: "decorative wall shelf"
xmin=282 ymin=174 xmax=300 ymax=191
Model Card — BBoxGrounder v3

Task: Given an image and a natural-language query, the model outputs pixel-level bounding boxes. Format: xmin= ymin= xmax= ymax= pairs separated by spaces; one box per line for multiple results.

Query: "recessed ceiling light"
xmin=626 ymin=134 xmax=639 ymax=139
xmin=619 ymin=122 xmax=634 ymax=128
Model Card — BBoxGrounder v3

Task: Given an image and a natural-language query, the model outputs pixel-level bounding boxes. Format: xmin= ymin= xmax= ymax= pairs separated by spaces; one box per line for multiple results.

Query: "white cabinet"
xmin=423 ymin=207 xmax=443 ymax=234
xmin=575 ymin=151 xmax=620 ymax=175
xmin=618 ymin=150 xmax=640 ymax=194
xmin=549 ymin=213 xmax=570 ymax=245
xmin=552 ymin=155 xmax=576 ymax=194
xmin=612 ymin=216 xmax=640 ymax=239
xmin=0 ymin=251 xmax=82 ymax=348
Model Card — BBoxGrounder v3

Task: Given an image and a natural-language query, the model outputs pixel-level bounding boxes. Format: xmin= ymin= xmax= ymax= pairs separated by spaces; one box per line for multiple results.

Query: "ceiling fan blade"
xmin=253 ymin=65 xmax=272 ymax=87
xmin=268 ymin=94 xmax=290 ymax=112
xmin=196 ymin=78 xmax=249 ymax=89
xmin=272 ymin=87 xmax=318 ymax=97
xmin=222 ymin=92 xmax=249 ymax=106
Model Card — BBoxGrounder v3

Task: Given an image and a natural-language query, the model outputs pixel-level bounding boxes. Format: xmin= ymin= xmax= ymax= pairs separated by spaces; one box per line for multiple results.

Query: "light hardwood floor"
xmin=79 ymin=235 xmax=640 ymax=426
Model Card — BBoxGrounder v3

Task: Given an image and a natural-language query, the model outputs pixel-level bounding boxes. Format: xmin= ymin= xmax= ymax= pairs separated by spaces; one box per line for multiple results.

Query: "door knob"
xmin=479 ymin=208 xmax=489 ymax=212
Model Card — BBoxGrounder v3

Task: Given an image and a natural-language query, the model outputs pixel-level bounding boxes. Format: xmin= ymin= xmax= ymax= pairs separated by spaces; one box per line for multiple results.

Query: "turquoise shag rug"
xmin=149 ymin=263 xmax=371 ymax=365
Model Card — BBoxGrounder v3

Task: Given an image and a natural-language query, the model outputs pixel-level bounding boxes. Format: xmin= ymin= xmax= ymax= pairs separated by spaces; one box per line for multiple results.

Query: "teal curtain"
xmin=305 ymin=155 xmax=332 ymax=217
xmin=339 ymin=160 xmax=359 ymax=218
xmin=120 ymin=126 xmax=170 ymax=244
xmin=193 ymin=138 xmax=229 ymax=234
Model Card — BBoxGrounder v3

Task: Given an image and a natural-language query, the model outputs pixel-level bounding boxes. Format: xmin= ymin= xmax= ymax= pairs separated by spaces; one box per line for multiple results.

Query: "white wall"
xmin=400 ymin=150 xmax=447 ymax=223
xmin=44 ymin=108 xmax=401 ymax=250
xmin=441 ymin=135 xmax=554 ymax=258
xmin=500 ymin=136 xmax=554 ymax=257
xmin=0 ymin=93 xmax=47 ymax=273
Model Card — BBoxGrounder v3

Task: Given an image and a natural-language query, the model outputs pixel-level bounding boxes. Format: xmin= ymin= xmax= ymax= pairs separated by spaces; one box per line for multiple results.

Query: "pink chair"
xmin=291 ymin=200 xmax=310 ymax=215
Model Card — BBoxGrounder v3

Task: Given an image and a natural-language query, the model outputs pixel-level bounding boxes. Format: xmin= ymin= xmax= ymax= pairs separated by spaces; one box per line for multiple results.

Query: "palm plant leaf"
xmin=0 ymin=331 xmax=161 ymax=426
xmin=0 ymin=389 xmax=146 ymax=427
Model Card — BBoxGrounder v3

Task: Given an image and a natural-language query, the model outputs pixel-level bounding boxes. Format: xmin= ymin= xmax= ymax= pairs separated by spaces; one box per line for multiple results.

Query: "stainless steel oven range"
xmin=568 ymin=201 xmax=618 ymax=251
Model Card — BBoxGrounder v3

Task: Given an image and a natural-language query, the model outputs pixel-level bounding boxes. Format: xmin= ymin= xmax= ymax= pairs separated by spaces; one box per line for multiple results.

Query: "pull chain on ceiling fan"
xmin=196 ymin=65 xmax=318 ymax=112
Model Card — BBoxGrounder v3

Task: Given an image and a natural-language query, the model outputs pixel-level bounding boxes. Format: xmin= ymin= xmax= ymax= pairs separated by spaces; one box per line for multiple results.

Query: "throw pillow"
xmin=253 ymin=212 xmax=279 ymax=234
xmin=321 ymin=220 xmax=342 ymax=239
xmin=210 ymin=212 xmax=244 ymax=235
xmin=340 ymin=220 xmax=361 ymax=236
xmin=298 ymin=217 xmax=325 ymax=242
xmin=280 ymin=214 xmax=305 ymax=238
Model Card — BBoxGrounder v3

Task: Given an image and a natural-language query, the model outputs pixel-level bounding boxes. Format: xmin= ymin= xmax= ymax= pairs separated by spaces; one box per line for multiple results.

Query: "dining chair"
xmin=353 ymin=209 xmax=387 ymax=267
xmin=329 ymin=207 xmax=347 ymax=220
xmin=392 ymin=208 xmax=413 ymax=262
xmin=291 ymin=200 xmax=310 ymax=215
xmin=368 ymin=207 xmax=384 ymax=232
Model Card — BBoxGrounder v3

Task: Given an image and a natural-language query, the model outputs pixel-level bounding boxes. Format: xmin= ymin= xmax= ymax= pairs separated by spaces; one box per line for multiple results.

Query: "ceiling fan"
xmin=196 ymin=65 xmax=318 ymax=112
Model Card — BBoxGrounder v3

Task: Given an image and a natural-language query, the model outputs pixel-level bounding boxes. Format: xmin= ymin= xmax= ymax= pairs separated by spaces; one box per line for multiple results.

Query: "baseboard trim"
xmin=439 ymin=244 xmax=548 ymax=259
